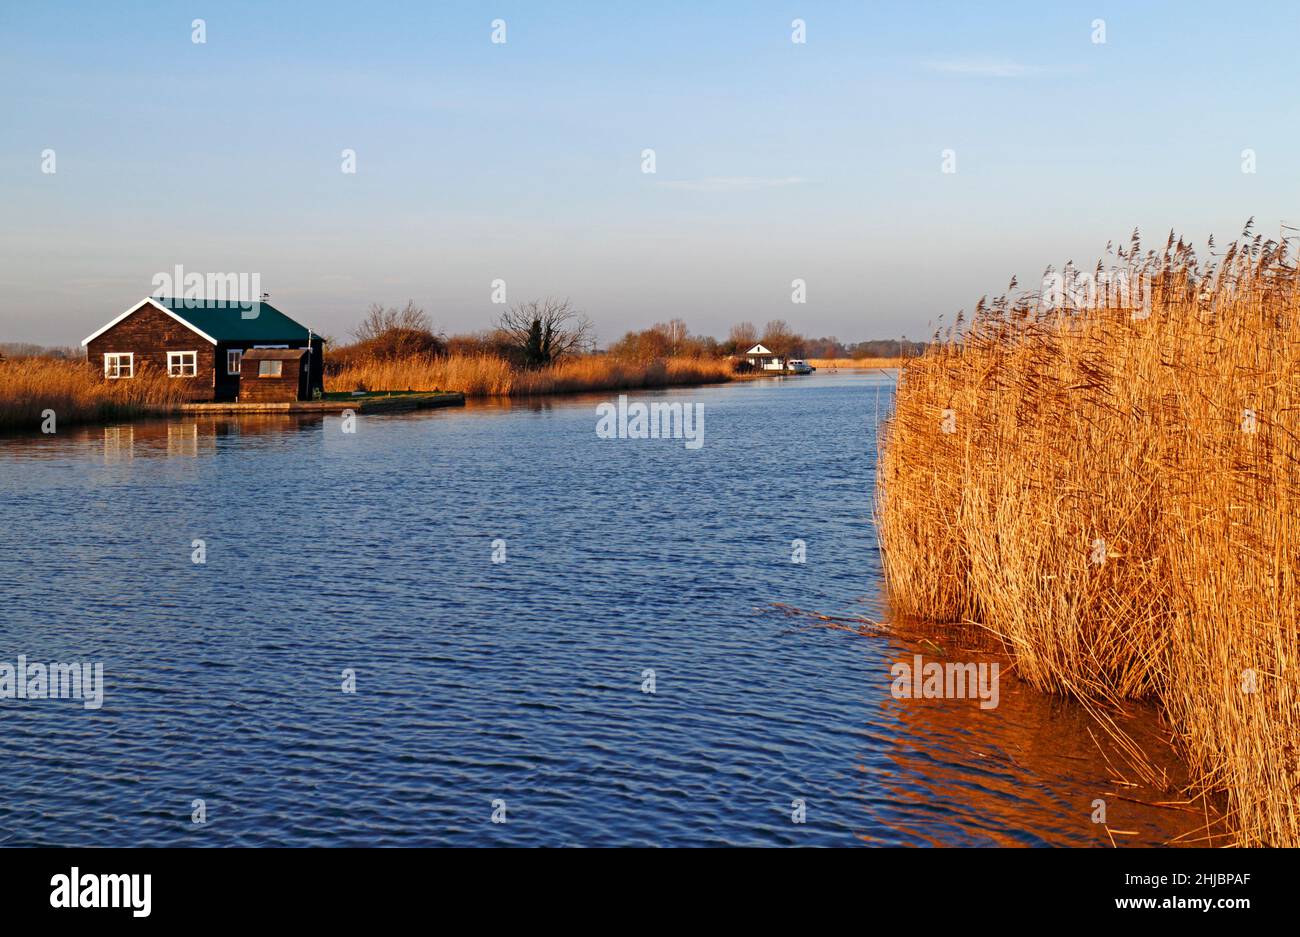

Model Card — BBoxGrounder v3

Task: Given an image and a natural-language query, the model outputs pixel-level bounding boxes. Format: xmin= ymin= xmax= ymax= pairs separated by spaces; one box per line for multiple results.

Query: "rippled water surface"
xmin=0 ymin=371 xmax=1201 ymax=846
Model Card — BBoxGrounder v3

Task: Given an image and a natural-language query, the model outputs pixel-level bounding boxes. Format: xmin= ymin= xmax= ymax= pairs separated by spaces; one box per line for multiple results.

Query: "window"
xmin=227 ymin=349 xmax=243 ymax=375
xmin=258 ymin=360 xmax=283 ymax=378
xmin=167 ymin=351 xmax=198 ymax=377
xmin=103 ymin=353 xmax=133 ymax=379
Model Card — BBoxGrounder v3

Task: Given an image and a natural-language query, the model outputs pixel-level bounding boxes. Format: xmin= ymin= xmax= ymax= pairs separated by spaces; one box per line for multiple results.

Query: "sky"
xmin=3 ymin=1 xmax=1300 ymax=347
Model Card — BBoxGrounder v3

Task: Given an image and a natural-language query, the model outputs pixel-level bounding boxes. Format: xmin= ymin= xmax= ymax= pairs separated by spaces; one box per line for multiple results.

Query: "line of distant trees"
xmin=605 ymin=319 xmax=927 ymax=361
xmin=332 ymin=302 xmax=928 ymax=370
xmin=0 ymin=342 xmax=81 ymax=360
xmin=2 ymin=304 xmax=924 ymax=368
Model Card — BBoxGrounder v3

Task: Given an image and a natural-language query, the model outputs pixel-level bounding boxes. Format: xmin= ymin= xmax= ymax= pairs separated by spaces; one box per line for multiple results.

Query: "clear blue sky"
xmin=3 ymin=1 xmax=1299 ymax=346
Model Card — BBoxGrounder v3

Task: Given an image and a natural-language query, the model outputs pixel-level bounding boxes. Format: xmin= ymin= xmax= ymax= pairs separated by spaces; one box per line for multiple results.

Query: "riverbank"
xmin=327 ymin=353 xmax=735 ymax=397
xmin=180 ymin=391 xmax=464 ymax=414
xmin=0 ymin=354 xmax=735 ymax=433
xmin=876 ymin=229 xmax=1299 ymax=847
xmin=808 ymin=357 xmax=900 ymax=370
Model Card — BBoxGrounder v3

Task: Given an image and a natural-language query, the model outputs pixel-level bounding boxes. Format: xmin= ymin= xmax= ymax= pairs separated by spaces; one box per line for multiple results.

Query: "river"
xmin=0 ymin=371 xmax=1205 ymax=845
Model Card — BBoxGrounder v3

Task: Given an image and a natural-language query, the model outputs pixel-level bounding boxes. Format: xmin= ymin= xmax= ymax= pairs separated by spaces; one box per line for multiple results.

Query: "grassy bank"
xmin=327 ymin=353 xmax=734 ymax=397
xmin=0 ymin=358 xmax=188 ymax=432
xmin=877 ymin=228 xmax=1300 ymax=846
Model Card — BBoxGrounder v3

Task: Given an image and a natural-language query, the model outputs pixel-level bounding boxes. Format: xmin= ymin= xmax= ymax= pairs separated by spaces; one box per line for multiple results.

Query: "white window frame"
xmin=258 ymin=359 xmax=283 ymax=378
xmin=227 ymin=349 xmax=244 ymax=375
xmin=103 ymin=352 xmax=133 ymax=379
xmin=167 ymin=350 xmax=198 ymax=378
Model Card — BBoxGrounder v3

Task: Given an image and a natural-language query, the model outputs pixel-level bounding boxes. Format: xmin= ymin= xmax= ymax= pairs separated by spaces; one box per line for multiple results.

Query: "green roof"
xmin=157 ymin=298 xmax=320 ymax=343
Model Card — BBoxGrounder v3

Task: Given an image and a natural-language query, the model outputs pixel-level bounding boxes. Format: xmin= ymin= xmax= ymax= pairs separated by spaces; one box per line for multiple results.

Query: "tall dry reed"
xmin=327 ymin=353 xmax=733 ymax=397
xmin=808 ymin=357 xmax=902 ymax=370
xmin=877 ymin=225 xmax=1300 ymax=846
xmin=0 ymin=357 xmax=187 ymax=432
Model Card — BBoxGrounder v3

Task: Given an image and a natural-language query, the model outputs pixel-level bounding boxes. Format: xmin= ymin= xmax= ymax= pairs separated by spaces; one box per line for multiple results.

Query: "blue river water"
xmin=0 ymin=371 xmax=1199 ymax=846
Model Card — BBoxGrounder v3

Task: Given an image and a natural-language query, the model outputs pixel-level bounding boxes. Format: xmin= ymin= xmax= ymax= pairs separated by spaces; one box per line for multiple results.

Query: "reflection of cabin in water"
xmin=81 ymin=297 xmax=325 ymax=402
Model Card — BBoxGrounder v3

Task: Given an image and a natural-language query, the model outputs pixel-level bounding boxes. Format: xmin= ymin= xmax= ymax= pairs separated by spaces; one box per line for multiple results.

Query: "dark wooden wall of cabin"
xmin=238 ymin=357 xmax=303 ymax=402
xmin=85 ymin=302 xmax=215 ymax=402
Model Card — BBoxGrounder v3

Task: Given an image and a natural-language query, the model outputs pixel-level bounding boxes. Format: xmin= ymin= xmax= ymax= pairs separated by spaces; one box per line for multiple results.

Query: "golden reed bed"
xmin=877 ymin=227 xmax=1300 ymax=846
xmin=328 ymin=354 xmax=734 ymax=397
xmin=808 ymin=357 xmax=901 ymax=370
xmin=0 ymin=357 xmax=187 ymax=432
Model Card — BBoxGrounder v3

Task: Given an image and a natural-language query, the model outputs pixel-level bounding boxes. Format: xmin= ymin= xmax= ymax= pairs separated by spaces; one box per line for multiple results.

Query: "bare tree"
xmin=661 ymin=318 xmax=689 ymax=352
xmin=350 ymin=301 xmax=443 ymax=359
xmin=760 ymin=319 xmax=801 ymax=356
xmin=728 ymin=321 xmax=757 ymax=353
xmin=352 ymin=301 xmax=429 ymax=341
xmin=498 ymin=298 xmax=593 ymax=367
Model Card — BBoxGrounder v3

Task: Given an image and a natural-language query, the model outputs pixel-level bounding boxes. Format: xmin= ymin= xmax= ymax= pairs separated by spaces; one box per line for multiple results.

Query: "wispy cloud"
xmin=923 ymin=58 xmax=1037 ymax=78
xmin=657 ymin=176 xmax=807 ymax=192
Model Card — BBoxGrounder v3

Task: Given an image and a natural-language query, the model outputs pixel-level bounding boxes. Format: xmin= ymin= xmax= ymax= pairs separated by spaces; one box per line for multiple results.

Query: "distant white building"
xmin=744 ymin=343 xmax=786 ymax=371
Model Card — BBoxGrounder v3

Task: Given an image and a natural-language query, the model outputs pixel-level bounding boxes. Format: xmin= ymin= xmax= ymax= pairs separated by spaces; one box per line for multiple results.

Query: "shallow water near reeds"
xmin=0 ymin=371 xmax=1209 ymax=845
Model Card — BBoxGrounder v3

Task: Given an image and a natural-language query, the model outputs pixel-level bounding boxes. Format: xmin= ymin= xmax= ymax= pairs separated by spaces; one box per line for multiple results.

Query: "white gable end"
xmin=81 ymin=297 xmax=218 ymax=346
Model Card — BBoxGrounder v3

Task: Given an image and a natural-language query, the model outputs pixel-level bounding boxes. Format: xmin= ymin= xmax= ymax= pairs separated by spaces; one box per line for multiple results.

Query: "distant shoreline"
xmin=807 ymin=357 xmax=902 ymax=370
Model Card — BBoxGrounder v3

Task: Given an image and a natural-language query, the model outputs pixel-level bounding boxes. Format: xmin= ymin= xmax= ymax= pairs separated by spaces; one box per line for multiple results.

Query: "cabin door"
xmin=219 ymin=348 xmax=244 ymax=402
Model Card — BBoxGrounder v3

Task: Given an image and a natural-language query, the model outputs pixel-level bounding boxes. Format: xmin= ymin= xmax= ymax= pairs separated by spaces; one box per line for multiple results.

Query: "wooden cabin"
xmin=81 ymin=297 xmax=325 ymax=402
xmin=239 ymin=348 xmax=311 ymax=402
